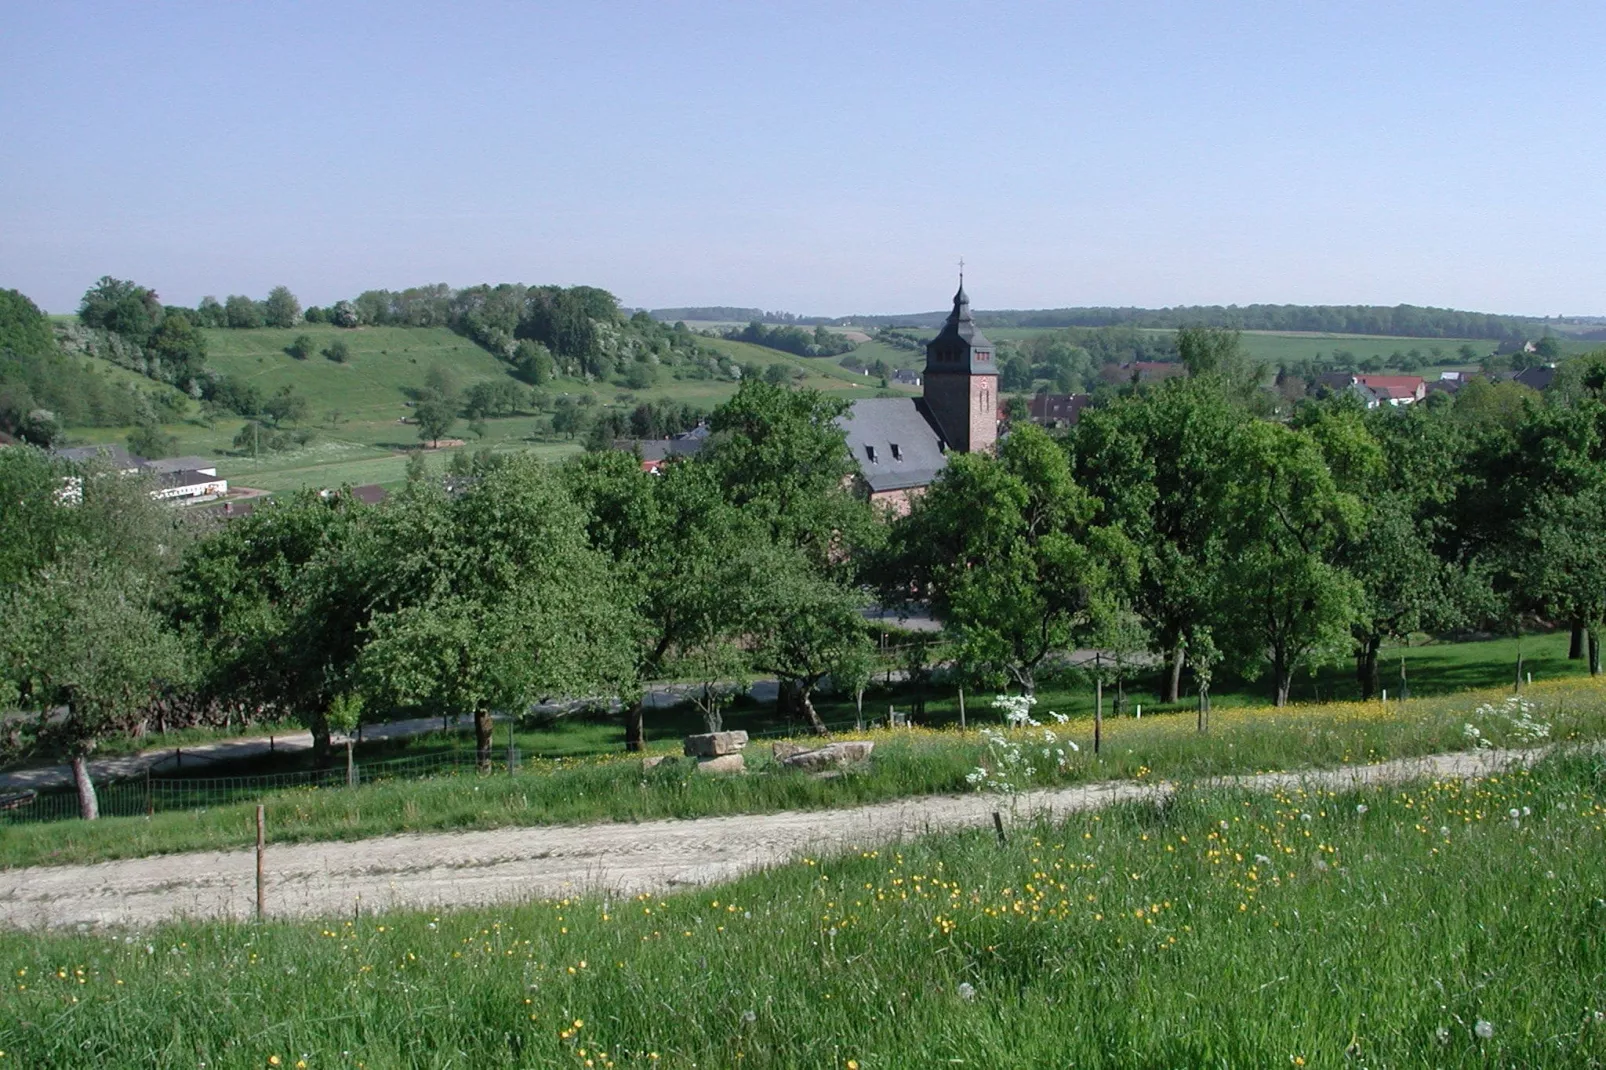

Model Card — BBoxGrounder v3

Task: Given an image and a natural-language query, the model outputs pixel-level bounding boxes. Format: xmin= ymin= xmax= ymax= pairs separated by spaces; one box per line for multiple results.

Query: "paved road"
xmin=0 ymin=746 xmax=1536 ymax=930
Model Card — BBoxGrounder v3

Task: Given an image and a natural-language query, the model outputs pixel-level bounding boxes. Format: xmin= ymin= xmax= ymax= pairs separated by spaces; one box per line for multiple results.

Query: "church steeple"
xmin=921 ymin=273 xmax=997 ymax=454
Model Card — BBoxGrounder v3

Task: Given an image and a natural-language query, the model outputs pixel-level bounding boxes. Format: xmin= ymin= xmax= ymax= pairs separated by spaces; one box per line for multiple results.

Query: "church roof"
xmin=837 ymin=397 xmax=948 ymax=493
xmin=925 ymin=281 xmax=997 ymax=376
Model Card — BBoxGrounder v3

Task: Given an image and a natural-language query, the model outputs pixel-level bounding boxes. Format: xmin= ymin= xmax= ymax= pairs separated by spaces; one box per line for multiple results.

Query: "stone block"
xmin=695 ymin=754 xmax=745 ymax=775
xmin=683 ymin=731 xmax=749 ymax=758
xmin=771 ymin=741 xmax=807 ymax=761
xmin=779 ymin=741 xmax=874 ymax=771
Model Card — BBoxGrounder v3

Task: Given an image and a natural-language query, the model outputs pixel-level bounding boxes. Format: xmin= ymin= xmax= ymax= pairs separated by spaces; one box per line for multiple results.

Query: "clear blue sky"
xmin=3 ymin=1 xmax=1602 ymax=316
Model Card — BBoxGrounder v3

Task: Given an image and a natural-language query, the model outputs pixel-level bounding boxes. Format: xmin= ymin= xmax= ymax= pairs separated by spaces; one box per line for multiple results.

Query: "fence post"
xmin=958 ymin=688 xmax=966 ymax=730
xmin=175 ymin=747 xmax=181 ymax=771
xmin=255 ymin=804 xmax=266 ymax=921
xmin=1094 ymin=671 xmax=1103 ymax=756
xmin=507 ymin=721 xmax=516 ymax=775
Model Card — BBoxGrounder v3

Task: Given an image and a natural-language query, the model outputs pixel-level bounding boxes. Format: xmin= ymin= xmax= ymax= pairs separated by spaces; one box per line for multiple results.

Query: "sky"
xmin=3 ymin=1 xmax=1603 ymax=316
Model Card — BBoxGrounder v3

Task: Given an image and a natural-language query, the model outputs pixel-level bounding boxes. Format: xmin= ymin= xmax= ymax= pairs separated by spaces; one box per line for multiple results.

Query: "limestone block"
xmin=683 ymin=731 xmax=749 ymax=758
xmin=779 ymin=741 xmax=875 ymax=771
xmin=695 ymin=754 xmax=746 ymax=775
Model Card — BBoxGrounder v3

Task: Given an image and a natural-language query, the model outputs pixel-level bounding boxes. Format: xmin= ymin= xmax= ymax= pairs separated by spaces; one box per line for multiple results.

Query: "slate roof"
xmin=139 ymin=455 xmax=217 ymax=475
xmin=925 ymin=283 xmax=998 ymax=376
xmin=157 ymin=468 xmax=224 ymax=489
xmin=619 ymin=437 xmax=705 ymax=463
xmin=837 ymin=397 xmax=948 ymax=493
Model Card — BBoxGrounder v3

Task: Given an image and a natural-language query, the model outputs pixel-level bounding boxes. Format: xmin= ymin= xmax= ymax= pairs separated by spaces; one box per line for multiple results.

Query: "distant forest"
xmin=649 ymin=307 xmax=803 ymax=324
xmin=842 ymin=304 xmax=1543 ymax=340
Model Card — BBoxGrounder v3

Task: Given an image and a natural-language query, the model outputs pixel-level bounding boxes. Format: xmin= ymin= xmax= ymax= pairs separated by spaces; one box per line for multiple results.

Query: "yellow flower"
xmin=847 ymin=1062 xmax=860 ymax=1069
xmin=268 ymin=1059 xmax=282 ymax=1068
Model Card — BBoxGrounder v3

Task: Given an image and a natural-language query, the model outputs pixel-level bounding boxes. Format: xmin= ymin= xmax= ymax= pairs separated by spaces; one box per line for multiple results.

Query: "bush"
xmin=323 ymin=340 xmax=351 ymax=363
xmin=286 ymin=334 xmax=314 ymax=360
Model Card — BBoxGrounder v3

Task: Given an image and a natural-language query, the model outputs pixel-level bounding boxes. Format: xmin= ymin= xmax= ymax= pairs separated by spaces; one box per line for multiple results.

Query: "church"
xmin=838 ymin=279 xmax=999 ymax=512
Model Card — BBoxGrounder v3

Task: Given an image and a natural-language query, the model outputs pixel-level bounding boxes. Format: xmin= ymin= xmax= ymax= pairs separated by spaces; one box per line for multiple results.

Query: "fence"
xmin=0 ymin=706 xmax=921 ymax=828
xmin=0 ymin=745 xmax=521 ymax=827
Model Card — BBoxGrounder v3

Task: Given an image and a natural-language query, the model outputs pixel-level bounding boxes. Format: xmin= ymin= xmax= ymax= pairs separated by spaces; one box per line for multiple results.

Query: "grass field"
xmin=6 ymin=675 xmax=1603 ymax=870
xmin=3 ymin=748 xmax=1603 ymax=1065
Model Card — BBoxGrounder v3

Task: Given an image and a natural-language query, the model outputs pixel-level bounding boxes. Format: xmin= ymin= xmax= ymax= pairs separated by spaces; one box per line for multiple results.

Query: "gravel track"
xmin=0 ymin=747 xmax=1537 ymax=930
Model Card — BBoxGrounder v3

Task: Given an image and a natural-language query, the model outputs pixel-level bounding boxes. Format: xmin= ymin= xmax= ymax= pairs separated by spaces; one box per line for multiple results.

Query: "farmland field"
xmin=3 ymin=746 xmax=1603 ymax=1066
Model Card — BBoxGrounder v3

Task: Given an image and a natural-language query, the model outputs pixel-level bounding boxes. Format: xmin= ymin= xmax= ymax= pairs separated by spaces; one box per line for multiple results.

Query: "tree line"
xmin=843 ymin=303 xmax=1544 ymax=340
xmin=6 ymin=336 xmax=1606 ymax=820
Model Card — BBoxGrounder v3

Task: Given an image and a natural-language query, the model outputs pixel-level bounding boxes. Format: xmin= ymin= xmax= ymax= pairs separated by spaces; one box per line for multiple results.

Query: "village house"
xmin=1026 ymin=392 xmax=1091 ymax=428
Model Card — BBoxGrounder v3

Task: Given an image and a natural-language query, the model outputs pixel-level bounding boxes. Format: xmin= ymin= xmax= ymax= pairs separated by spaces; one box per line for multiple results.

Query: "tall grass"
xmin=4 ymin=677 xmax=1603 ymax=871
xmin=3 ymin=751 xmax=1603 ymax=1066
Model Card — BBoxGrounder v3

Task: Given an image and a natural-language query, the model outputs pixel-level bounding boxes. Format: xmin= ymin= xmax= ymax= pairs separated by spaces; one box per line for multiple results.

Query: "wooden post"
xmin=958 ymin=688 xmax=966 ymax=729
xmin=255 ymin=804 xmax=266 ymax=921
xmin=1093 ymin=653 xmax=1103 ymax=755
xmin=269 ymin=735 xmax=274 ymax=753
xmin=992 ymin=810 xmax=1007 ymax=845
xmin=175 ymin=747 xmax=181 ymax=771
xmin=507 ymin=720 xmax=516 ymax=775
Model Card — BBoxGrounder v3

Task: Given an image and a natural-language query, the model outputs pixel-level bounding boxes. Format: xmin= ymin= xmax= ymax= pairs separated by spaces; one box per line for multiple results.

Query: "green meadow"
xmin=4 ymin=749 xmax=1604 ymax=1066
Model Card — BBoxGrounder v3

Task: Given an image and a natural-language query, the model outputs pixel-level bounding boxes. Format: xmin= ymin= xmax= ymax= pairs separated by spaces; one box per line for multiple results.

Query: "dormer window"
xmin=890 ymin=443 xmax=902 ymax=461
xmin=975 ymin=350 xmax=990 ymax=361
xmin=865 ymin=445 xmax=877 ymax=463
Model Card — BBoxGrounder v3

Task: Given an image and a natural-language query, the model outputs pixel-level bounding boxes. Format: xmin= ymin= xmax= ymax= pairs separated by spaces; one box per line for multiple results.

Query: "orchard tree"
xmin=1217 ymin=421 xmax=1364 ymax=705
xmin=414 ymin=391 xmax=456 ymax=446
xmin=746 ymin=547 xmax=873 ymax=735
xmin=2 ymin=555 xmax=184 ymax=818
xmin=1071 ymin=378 xmax=1245 ymax=701
xmin=354 ymin=459 xmax=635 ymax=766
xmin=892 ymin=423 xmax=1137 ymax=694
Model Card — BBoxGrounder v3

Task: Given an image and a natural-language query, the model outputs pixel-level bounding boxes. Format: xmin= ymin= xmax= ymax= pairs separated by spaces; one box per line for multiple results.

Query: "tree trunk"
xmin=1570 ymin=620 xmax=1586 ymax=660
xmin=310 ymin=709 xmax=332 ymax=760
xmin=776 ymin=679 xmax=796 ymax=722
xmin=624 ymin=698 xmax=646 ymax=753
xmin=1356 ymin=635 xmax=1381 ymax=700
xmin=72 ymin=755 xmax=99 ymax=821
xmin=474 ymin=709 xmax=494 ymax=771
xmin=1590 ymin=630 xmax=1602 ymax=677
xmin=799 ymin=685 xmax=828 ymax=736
xmin=1166 ymin=645 xmax=1185 ymax=704
xmin=1273 ymin=653 xmax=1292 ymax=708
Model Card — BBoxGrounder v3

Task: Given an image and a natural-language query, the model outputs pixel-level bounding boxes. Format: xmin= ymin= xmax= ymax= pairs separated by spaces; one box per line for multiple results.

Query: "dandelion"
xmin=957 ymin=981 xmax=976 ymax=1001
xmin=1474 ymin=1019 xmax=1494 ymax=1039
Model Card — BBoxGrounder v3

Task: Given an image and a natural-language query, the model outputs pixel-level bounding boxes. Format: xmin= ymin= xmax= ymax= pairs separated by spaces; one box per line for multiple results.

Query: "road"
xmin=0 ymin=745 xmax=1536 ymax=930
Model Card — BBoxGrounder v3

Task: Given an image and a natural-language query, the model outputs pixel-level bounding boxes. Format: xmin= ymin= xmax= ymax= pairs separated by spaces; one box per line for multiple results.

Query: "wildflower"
xmin=268 ymin=1059 xmax=282 ymax=1068
xmin=1300 ymin=813 xmax=1312 ymax=823
xmin=741 ymin=1010 xmax=756 ymax=1024
xmin=1474 ymin=1019 xmax=1494 ymax=1039
xmin=957 ymin=981 xmax=976 ymax=1001
xmin=1435 ymin=1026 xmax=1450 ymax=1044
xmin=1355 ymin=804 xmax=1368 ymax=815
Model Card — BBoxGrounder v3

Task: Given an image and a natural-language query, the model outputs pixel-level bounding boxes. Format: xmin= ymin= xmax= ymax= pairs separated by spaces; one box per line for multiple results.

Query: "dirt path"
xmin=0 ymin=747 xmax=1542 ymax=931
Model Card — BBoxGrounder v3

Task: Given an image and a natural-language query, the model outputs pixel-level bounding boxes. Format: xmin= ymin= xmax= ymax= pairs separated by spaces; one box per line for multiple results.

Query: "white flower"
xmin=1300 ymin=813 xmax=1312 ymax=823
xmin=1355 ymin=804 xmax=1368 ymax=815
xmin=1435 ymin=1026 xmax=1450 ymax=1044
xmin=1509 ymin=808 xmax=1521 ymax=820
xmin=1255 ymin=854 xmax=1271 ymax=865
xmin=1474 ymin=1019 xmax=1494 ymax=1039
xmin=1050 ymin=711 xmax=1069 ymax=724
xmin=741 ymin=1010 xmax=756 ymax=1024
xmin=956 ymin=981 xmax=976 ymax=1001
xmin=1439 ymin=826 xmax=1450 ymax=836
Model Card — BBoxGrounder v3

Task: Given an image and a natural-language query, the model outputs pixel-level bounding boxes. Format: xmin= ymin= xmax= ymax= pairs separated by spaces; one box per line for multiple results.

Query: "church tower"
xmin=923 ymin=277 xmax=998 ymax=453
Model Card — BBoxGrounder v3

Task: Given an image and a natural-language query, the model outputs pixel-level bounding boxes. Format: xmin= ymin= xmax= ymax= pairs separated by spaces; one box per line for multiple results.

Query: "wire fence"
xmin=0 ymin=702 xmax=927 ymax=828
xmin=0 ymin=745 xmax=522 ymax=828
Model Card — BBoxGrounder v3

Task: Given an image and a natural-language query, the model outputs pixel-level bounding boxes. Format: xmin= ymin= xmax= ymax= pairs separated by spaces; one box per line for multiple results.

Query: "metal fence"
xmin=0 ymin=745 xmax=521 ymax=827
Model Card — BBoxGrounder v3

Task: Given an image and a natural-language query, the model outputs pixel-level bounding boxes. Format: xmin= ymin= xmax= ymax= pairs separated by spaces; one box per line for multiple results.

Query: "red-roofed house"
xmin=1354 ymin=375 xmax=1426 ymax=405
